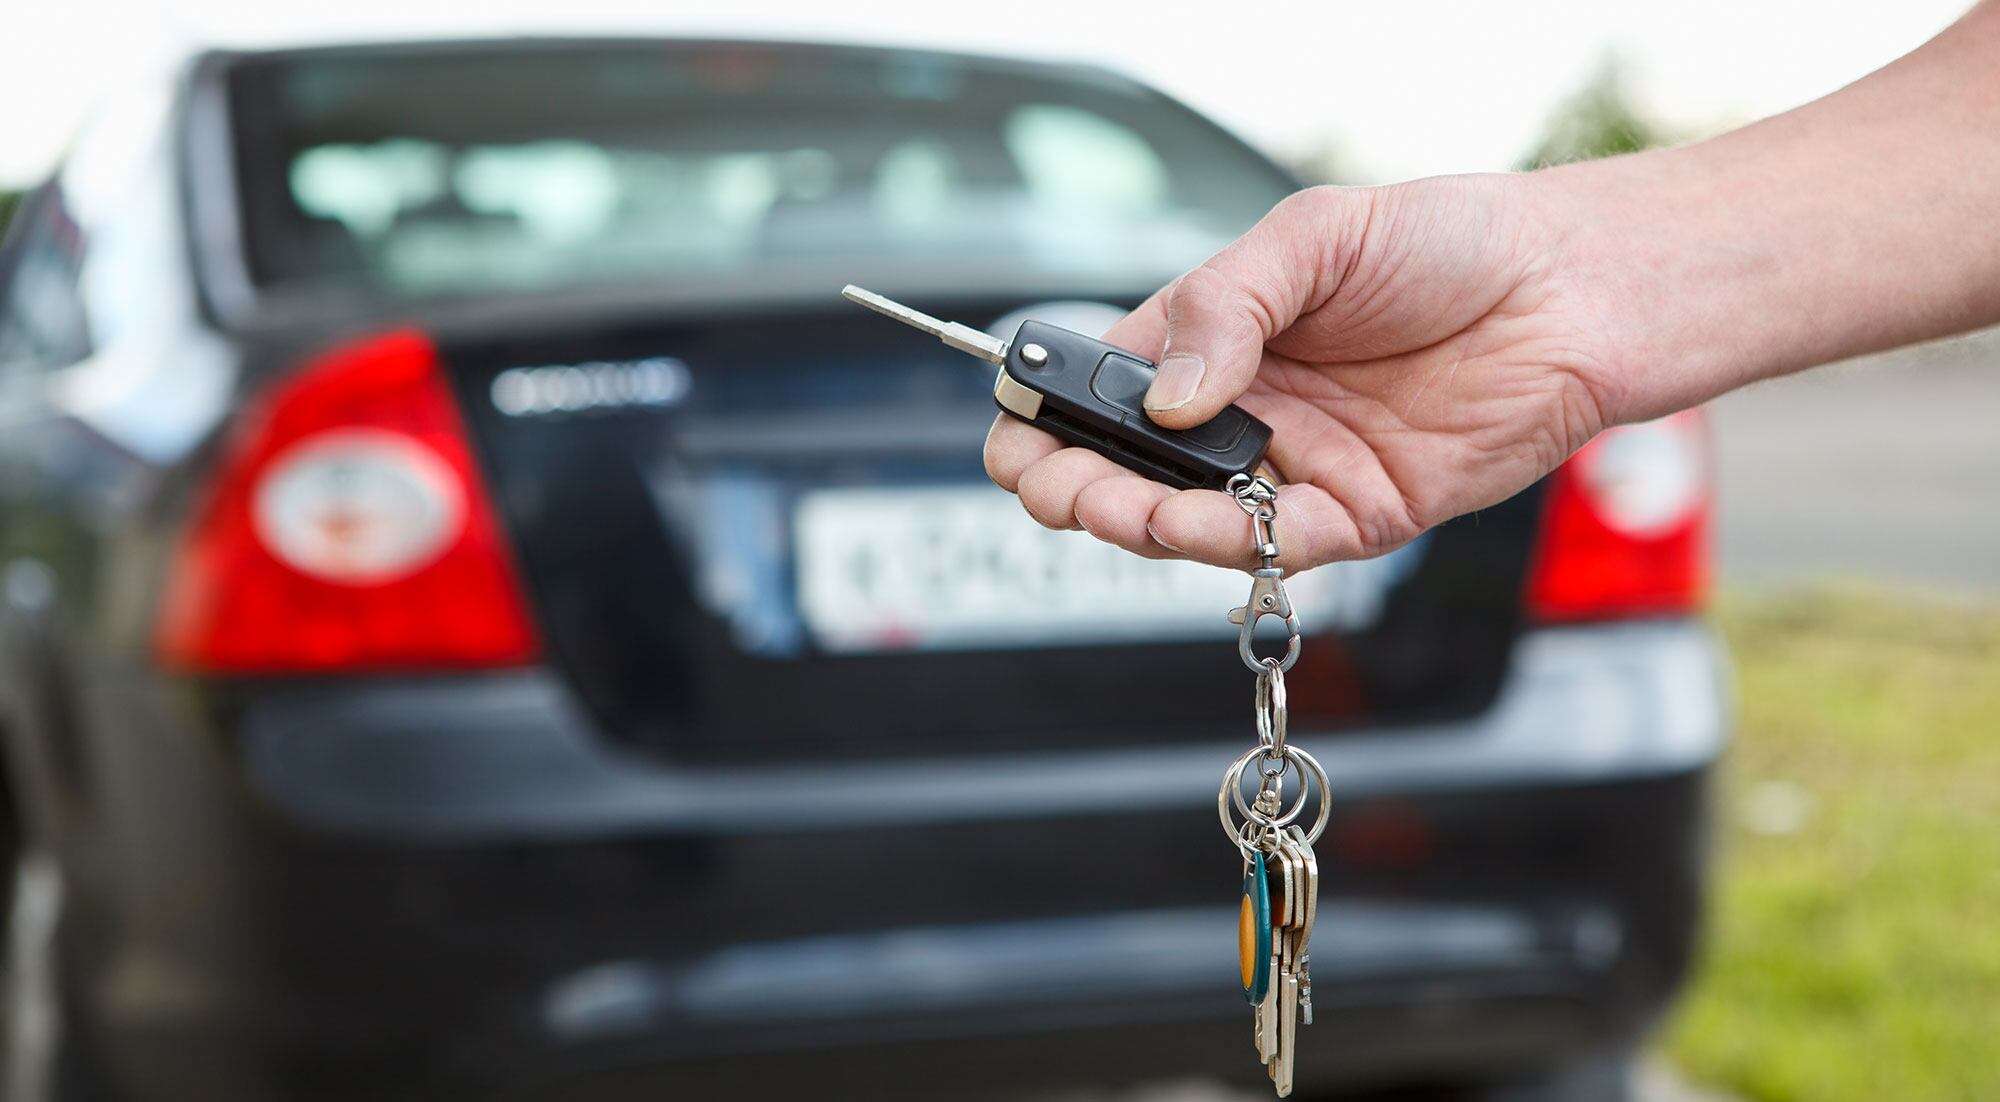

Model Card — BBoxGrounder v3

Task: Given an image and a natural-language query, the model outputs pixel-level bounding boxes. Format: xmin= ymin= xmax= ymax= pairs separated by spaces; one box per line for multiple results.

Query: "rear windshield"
xmin=223 ymin=43 xmax=1294 ymax=300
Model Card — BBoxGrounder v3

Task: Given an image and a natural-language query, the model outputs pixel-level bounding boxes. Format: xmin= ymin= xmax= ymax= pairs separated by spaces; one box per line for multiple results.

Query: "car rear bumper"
xmin=235 ymin=620 xmax=1727 ymax=840
xmin=66 ymin=621 xmax=1725 ymax=1099
xmin=75 ymin=774 xmax=1710 ymax=1100
xmin=510 ymin=893 xmax=1655 ymax=1099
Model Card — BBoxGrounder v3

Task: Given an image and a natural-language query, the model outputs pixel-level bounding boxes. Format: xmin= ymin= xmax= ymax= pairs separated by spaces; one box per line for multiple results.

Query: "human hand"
xmin=982 ymin=176 xmax=1620 ymax=572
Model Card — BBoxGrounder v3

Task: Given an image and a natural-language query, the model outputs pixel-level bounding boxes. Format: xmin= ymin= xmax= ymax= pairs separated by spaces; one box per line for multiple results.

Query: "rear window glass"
xmin=224 ymin=44 xmax=1292 ymax=300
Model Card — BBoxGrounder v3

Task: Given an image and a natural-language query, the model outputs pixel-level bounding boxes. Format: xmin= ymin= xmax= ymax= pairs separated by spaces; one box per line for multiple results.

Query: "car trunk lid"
xmin=428 ymin=297 xmax=1538 ymax=760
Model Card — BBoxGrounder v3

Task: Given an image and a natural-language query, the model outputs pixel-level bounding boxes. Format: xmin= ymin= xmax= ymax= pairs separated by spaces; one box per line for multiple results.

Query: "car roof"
xmin=192 ymin=33 xmax=1144 ymax=94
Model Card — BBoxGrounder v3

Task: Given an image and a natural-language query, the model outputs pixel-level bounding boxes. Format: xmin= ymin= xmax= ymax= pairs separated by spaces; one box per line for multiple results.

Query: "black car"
xmin=0 ymin=37 xmax=1725 ymax=1101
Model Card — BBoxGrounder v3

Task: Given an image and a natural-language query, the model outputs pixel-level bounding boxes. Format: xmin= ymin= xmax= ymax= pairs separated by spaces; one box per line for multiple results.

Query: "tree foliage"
xmin=1283 ymin=138 xmax=1360 ymax=187
xmin=0 ymin=189 xmax=20 ymax=241
xmin=1518 ymin=57 xmax=1665 ymax=170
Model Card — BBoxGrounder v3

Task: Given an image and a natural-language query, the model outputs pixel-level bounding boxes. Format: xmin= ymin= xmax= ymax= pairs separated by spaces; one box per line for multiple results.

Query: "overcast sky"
xmin=0 ymin=0 xmax=1974 ymax=187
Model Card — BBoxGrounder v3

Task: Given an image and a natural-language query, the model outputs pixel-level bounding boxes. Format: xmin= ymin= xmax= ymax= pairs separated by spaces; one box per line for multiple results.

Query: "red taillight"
xmin=1524 ymin=409 xmax=1711 ymax=623
xmin=155 ymin=330 xmax=540 ymax=672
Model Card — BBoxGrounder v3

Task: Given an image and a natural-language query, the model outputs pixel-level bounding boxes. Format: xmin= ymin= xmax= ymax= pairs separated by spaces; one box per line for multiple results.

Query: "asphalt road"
xmin=1061 ymin=1060 xmax=1730 ymax=1101
xmin=1711 ymin=326 xmax=2000 ymax=591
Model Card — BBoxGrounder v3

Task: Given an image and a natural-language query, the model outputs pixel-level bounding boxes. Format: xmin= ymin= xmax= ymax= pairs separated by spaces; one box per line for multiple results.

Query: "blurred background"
xmin=0 ymin=2 xmax=1992 ymax=1102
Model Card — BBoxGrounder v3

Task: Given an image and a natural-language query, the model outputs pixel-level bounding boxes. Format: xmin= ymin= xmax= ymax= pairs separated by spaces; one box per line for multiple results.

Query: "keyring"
xmin=1234 ymin=818 xmax=1275 ymax=861
xmin=1255 ymin=658 xmax=1287 ymax=760
xmin=1217 ymin=743 xmax=1330 ymax=846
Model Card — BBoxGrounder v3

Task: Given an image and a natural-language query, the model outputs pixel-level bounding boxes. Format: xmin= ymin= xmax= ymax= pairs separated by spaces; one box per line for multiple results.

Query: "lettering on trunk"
xmin=490 ymin=358 xmax=691 ymax=417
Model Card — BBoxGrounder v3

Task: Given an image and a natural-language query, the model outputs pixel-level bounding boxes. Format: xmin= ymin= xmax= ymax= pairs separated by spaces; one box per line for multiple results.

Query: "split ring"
xmin=1217 ymin=743 xmax=1331 ymax=846
xmin=1255 ymin=658 xmax=1288 ymax=760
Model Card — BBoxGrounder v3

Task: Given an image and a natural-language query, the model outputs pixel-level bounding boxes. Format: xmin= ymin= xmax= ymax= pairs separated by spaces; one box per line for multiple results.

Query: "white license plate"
xmin=793 ymin=485 xmax=1419 ymax=654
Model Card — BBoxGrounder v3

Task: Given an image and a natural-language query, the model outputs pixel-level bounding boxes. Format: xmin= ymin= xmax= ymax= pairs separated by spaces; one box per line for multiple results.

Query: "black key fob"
xmin=841 ymin=286 xmax=1273 ymax=492
xmin=994 ymin=319 xmax=1273 ymax=492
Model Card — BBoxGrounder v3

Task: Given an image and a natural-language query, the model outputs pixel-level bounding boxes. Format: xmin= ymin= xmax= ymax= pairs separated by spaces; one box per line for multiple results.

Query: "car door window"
xmin=0 ymin=187 xmax=93 ymax=375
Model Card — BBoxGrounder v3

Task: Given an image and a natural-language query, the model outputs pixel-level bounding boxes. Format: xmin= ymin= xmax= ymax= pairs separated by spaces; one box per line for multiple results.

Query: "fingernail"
xmin=1144 ymin=353 xmax=1205 ymax=412
xmin=1146 ymin=522 xmax=1184 ymax=553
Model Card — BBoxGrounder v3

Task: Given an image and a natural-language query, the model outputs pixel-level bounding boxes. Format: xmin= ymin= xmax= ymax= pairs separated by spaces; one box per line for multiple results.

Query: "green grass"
xmin=1665 ymin=587 xmax=2000 ymax=1102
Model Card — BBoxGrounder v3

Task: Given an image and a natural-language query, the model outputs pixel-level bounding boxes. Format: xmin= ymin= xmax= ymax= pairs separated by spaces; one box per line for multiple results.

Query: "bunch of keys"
xmin=841 ymin=289 xmax=1321 ymax=1096
xmin=1218 ymin=473 xmax=1324 ymax=1098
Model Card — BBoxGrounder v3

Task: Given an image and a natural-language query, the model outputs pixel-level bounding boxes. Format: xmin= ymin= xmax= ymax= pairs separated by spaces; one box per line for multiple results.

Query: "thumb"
xmin=1141 ymin=193 xmax=1331 ymax=429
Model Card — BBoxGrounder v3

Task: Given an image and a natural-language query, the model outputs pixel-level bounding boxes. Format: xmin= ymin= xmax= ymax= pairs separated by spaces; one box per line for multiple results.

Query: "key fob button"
xmin=1088 ymin=352 xmax=1154 ymax=414
xmin=1089 ymin=354 xmax=1249 ymax=454
xmin=1010 ymin=343 xmax=1058 ymax=373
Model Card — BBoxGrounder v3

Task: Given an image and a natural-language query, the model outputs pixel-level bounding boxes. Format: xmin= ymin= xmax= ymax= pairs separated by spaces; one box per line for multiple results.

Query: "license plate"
xmin=793 ymin=485 xmax=1418 ymax=653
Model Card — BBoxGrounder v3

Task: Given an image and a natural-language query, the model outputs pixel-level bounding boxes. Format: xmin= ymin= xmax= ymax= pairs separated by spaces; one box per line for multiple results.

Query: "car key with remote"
xmin=846 ymin=285 xmax=1322 ymax=1096
xmin=842 ymin=286 xmax=1274 ymax=492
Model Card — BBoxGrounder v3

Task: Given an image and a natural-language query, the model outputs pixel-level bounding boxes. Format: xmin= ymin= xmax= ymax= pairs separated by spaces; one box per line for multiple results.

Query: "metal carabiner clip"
xmin=1228 ymin=567 xmax=1301 ymax=674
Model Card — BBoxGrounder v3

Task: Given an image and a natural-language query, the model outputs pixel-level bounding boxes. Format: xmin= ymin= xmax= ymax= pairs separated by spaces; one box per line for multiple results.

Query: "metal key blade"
xmin=841 ymin=285 xmax=1009 ymax=365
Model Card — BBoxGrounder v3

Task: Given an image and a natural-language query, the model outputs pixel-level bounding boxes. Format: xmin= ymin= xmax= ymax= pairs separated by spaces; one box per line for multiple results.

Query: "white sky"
xmin=0 ymin=0 xmax=1976 ymax=187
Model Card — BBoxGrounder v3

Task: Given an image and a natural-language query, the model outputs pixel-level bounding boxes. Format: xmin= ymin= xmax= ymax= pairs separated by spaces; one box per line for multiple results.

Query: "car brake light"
xmin=155 ymin=330 xmax=539 ymax=671
xmin=1524 ymin=409 xmax=1710 ymax=623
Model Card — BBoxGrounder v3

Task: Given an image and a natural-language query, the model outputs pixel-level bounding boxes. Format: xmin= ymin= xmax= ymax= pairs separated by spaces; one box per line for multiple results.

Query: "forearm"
xmin=1545 ymin=0 xmax=2000 ymax=424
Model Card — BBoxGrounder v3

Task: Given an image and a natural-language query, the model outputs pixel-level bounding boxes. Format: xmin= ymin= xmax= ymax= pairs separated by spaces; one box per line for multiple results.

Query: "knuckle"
xmin=1167 ymin=264 xmax=1233 ymax=315
xmin=1280 ymin=183 xmax=1358 ymax=228
xmin=1272 ymin=185 xmax=1331 ymax=221
xmin=1169 ymin=255 xmax=1293 ymax=351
